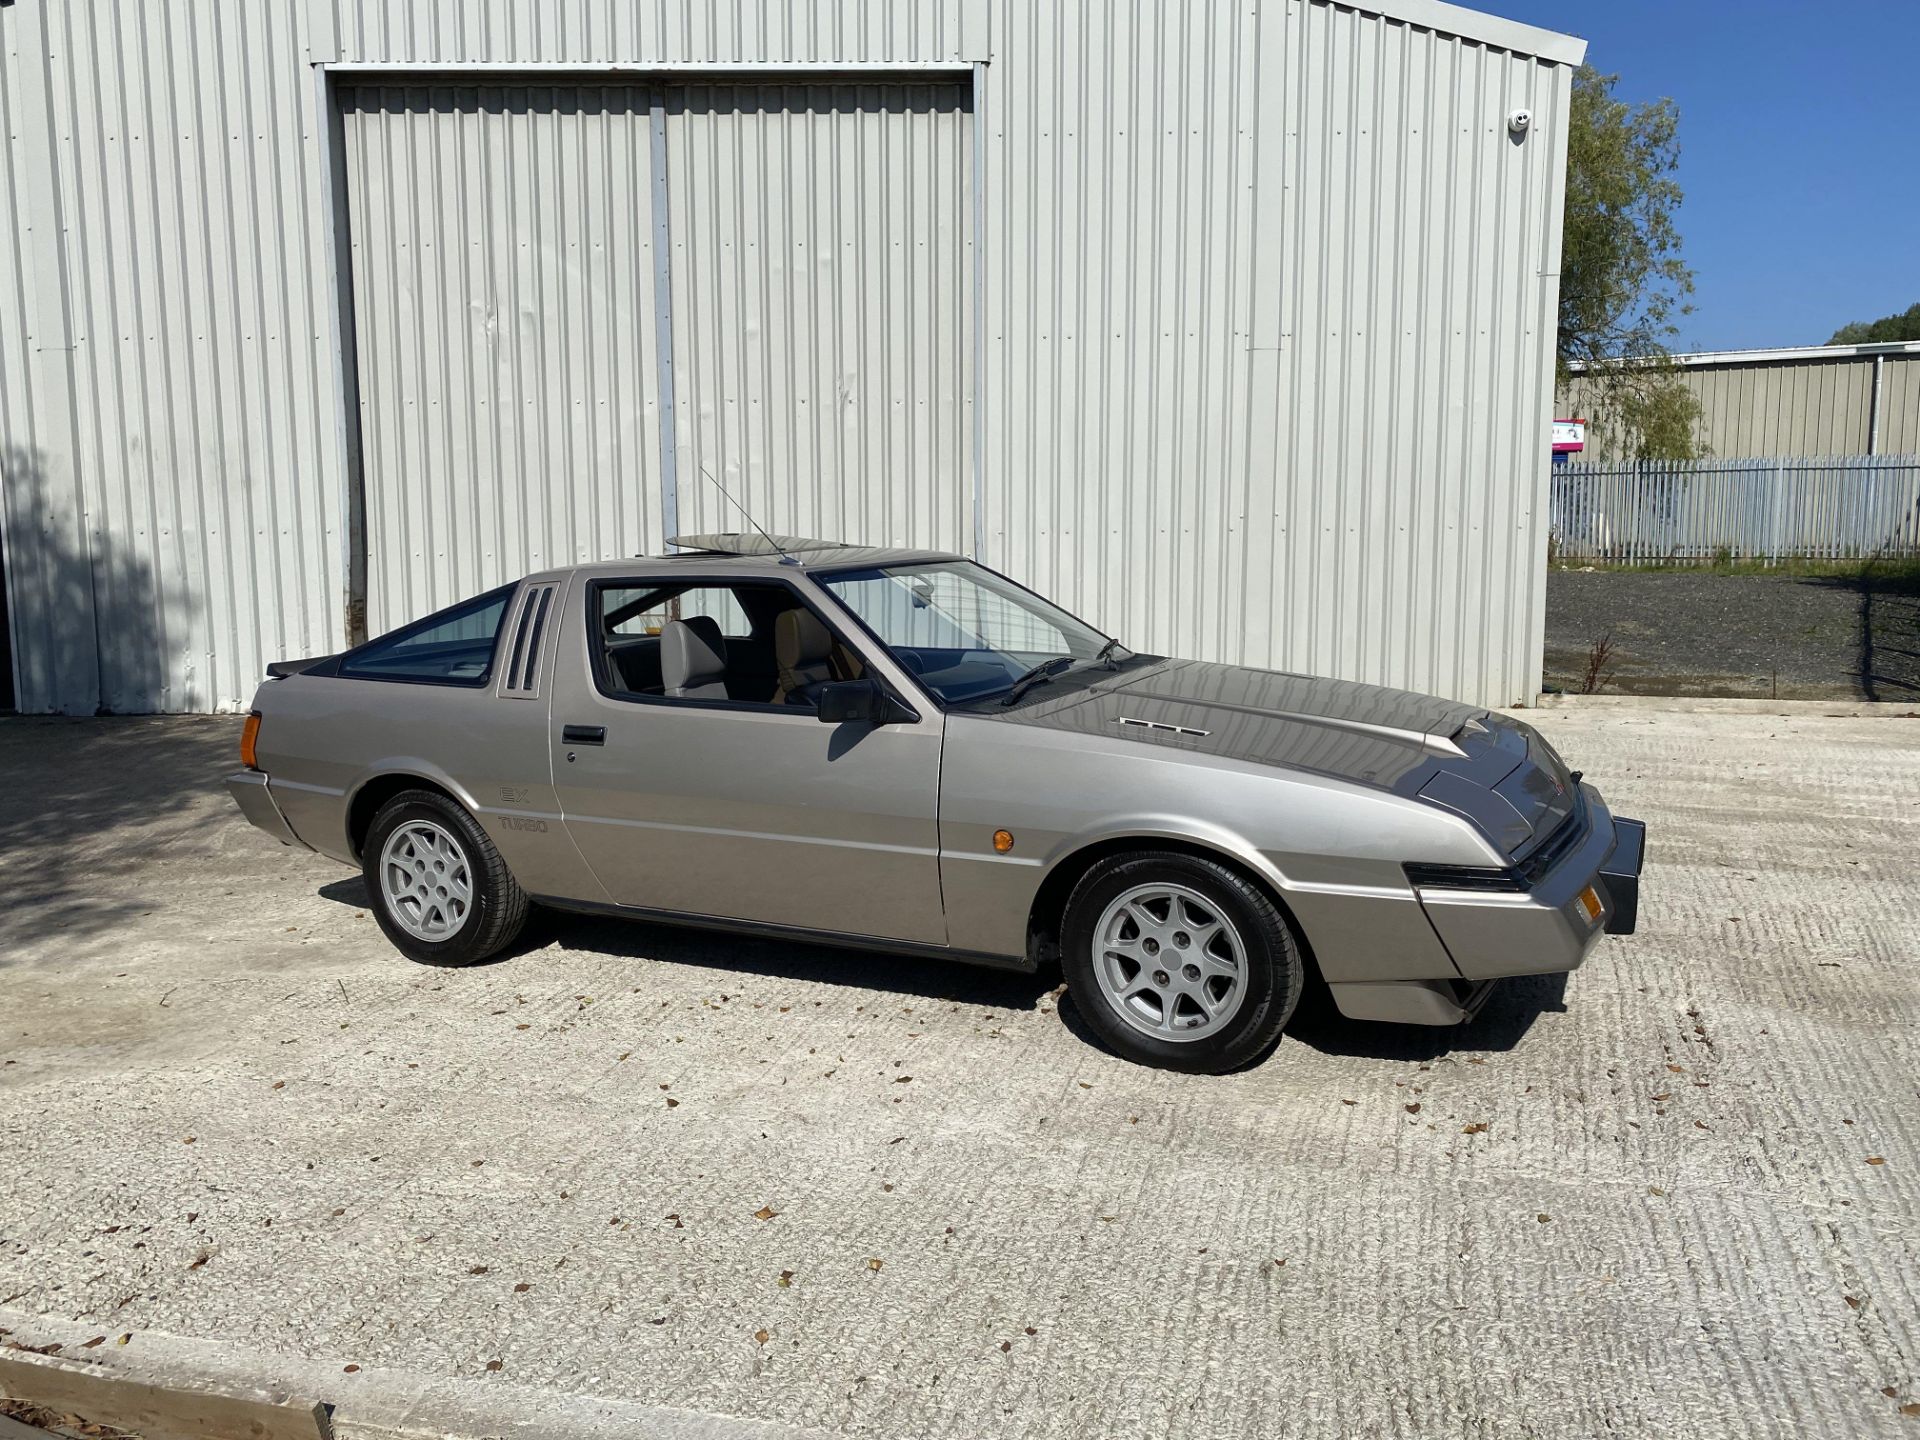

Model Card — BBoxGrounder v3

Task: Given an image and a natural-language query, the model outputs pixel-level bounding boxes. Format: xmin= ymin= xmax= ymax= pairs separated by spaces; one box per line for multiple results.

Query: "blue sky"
xmin=1470 ymin=0 xmax=1920 ymax=352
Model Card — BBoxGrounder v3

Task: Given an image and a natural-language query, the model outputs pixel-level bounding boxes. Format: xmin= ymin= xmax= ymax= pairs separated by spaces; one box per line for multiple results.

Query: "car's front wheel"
xmin=362 ymin=789 xmax=529 ymax=966
xmin=1060 ymin=851 xmax=1303 ymax=1073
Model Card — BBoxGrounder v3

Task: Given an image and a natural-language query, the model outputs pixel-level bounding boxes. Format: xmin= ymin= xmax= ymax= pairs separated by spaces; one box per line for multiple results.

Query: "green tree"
xmin=1558 ymin=65 xmax=1704 ymax=461
xmin=1828 ymin=302 xmax=1920 ymax=345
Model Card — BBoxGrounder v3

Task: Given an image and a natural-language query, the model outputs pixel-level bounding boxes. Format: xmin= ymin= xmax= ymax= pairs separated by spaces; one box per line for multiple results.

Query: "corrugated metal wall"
xmin=1886 ymin=358 xmax=1920 ymax=455
xmin=0 ymin=1 xmax=339 ymax=714
xmin=2 ymin=0 xmax=1578 ymax=714
xmin=1692 ymin=360 xmax=1871 ymax=457
xmin=983 ymin=0 xmax=1571 ymax=708
xmin=1560 ymin=353 xmax=1920 ymax=461
xmin=322 ymin=1 xmax=988 ymax=68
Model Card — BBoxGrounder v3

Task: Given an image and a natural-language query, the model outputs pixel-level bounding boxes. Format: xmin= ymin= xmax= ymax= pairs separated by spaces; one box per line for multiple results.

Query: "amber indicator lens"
xmin=992 ymin=829 xmax=1015 ymax=853
xmin=240 ymin=712 xmax=262 ymax=770
xmin=1575 ymin=885 xmax=1604 ymax=925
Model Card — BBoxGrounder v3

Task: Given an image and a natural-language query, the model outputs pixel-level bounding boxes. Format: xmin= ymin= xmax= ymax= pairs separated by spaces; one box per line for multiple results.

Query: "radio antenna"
xmin=696 ymin=463 xmax=797 ymax=565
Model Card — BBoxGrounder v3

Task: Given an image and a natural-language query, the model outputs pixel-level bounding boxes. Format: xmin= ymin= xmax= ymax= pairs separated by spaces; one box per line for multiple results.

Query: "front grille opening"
xmin=1516 ymin=789 xmax=1589 ymax=885
xmin=1403 ymin=862 xmax=1528 ymax=893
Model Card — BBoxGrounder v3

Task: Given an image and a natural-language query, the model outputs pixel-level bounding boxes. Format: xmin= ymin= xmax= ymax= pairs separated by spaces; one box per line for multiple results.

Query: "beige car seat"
xmin=662 ymin=617 xmax=729 ymax=699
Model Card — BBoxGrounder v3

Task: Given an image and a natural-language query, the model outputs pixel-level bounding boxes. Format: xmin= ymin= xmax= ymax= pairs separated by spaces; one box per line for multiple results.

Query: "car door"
xmin=548 ymin=574 xmax=947 ymax=945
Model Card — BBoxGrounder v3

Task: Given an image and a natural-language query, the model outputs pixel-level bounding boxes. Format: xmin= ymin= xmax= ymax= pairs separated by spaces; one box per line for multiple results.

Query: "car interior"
xmin=595 ymin=581 xmax=864 ymax=707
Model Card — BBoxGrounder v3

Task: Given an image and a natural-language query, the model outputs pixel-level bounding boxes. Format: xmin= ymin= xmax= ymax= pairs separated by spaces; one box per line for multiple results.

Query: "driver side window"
xmin=603 ymin=585 xmax=753 ymax=640
xmin=591 ymin=581 xmax=863 ymax=709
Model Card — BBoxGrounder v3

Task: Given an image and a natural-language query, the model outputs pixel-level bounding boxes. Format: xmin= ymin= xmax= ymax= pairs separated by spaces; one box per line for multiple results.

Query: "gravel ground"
xmin=2 ymin=713 xmax=1918 ymax=1439
xmin=1545 ymin=569 xmax=1920 ymax=701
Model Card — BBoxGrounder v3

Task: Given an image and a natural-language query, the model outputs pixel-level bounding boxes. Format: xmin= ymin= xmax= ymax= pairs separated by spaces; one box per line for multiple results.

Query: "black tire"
xmin=362 ymin=788 xmax=529 ymax=966
xmin=1060 ymin=851 xmax=1304 ymax=1074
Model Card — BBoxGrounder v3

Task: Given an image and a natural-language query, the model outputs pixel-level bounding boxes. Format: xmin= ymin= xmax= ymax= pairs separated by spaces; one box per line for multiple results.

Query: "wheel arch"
xmin=1025 ymin=834 xmax=1318 ymax=976
xmin=346 ymin=770 xmax=473 ymax=861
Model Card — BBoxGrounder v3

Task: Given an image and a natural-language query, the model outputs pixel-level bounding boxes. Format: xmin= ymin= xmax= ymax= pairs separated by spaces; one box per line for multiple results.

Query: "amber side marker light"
xmin=992 ymin=829 xmax=1015 ymax=853
xmin=240 ymin=712 xmax=262 ymax=771
xmin=1575 ymin=885 xmax=1604 ymax=925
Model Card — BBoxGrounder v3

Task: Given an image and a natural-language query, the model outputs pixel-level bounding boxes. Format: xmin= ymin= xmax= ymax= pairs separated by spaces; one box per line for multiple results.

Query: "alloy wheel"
xmin=378 ymin=819 xmax=473 ymax=941
xmin=1091 ymin=882 xmax=1248 ymax=1042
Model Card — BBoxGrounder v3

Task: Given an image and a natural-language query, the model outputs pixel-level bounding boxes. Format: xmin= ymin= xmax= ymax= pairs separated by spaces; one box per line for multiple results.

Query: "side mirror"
xmin=816 ymin=679 xmax=911 ymax=726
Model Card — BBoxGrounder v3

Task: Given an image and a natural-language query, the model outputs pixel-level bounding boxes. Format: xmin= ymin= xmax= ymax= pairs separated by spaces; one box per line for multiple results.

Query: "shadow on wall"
xmin=1 ymin=445 xmax=183 ymax=714
xmin=0 ymin=474 xmax=12 ymax=713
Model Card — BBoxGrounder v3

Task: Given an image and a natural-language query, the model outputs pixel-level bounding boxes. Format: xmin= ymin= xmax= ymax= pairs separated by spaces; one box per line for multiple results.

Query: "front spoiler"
xmin=1328 ymin=977 xmax=1500 ymax=1026
xmin=1600 ymin=817 xmax=1645 ymax=935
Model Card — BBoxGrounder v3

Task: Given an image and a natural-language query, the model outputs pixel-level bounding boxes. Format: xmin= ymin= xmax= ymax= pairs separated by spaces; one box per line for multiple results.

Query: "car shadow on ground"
xmin=1041 ymin=970 xmax=1565 ymax=1070
xmin=320 ymin=876 xmax=1059 ymax=1009
xmin=324 ymin=875 xmax=1561 ymax=1057
xmin=1284 ymin=971 xmax=1569 ymax=1061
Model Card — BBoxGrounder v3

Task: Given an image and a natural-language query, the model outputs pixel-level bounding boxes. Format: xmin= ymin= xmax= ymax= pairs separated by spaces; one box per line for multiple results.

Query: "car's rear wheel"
xmin=1060 ymin=851 xmax=1303 ymax=1073
xmin=363 ymin=789 xmax=528 ymax=966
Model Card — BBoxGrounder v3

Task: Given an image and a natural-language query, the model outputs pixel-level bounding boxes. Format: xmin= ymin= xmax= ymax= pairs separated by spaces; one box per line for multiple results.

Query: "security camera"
xmin=1508 ymin=109 xmax=1533 ymax=136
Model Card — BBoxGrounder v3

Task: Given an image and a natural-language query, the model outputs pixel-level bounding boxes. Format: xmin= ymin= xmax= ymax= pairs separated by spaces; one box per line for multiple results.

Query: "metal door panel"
xmin=545 ymin=578 xmax=945 ymax=944
xmin=664 ymin=80 xmax=974 ymax=551
xmin=554 ymin=702 xmax=945 ymax=944
xmin=341 ymin=83 xmax=668 ymax=635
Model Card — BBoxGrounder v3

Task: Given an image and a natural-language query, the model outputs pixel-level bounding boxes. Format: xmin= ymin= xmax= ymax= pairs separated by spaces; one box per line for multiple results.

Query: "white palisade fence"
xmin=1552 ymin=456 xmax=1920 ymax=564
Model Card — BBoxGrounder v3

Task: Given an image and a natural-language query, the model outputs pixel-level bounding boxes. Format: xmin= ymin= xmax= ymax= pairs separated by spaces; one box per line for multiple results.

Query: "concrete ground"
xmin=1 ymin=709 xmax=1917 ymax=1438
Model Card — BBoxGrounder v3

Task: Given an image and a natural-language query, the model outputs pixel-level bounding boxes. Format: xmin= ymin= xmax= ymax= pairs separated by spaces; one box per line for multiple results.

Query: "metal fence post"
xmin=1767 ymin=461 xmax=1783 ymax=567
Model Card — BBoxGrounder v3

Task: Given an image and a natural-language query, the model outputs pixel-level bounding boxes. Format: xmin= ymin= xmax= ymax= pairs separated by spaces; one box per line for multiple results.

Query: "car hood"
xmin=993 ymin=658 xmax=1577 ymax=859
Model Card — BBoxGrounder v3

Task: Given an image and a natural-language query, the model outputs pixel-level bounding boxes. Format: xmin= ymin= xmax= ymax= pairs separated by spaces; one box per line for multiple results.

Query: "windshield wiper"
xmin=1000 ymin=656 xmax=1074 ymax=706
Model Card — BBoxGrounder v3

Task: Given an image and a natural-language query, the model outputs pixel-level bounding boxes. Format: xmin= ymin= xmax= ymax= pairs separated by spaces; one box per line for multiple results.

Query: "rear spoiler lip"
xmin=265 ymin=653 xmax=338 ymax=679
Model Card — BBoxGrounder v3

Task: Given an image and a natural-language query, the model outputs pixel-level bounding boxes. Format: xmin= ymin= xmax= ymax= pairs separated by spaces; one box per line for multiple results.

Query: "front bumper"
xmin=226 ymin=769 xmax=306 ymax=849
xmin=1414 ymin=786 xmax=1645 ymax=981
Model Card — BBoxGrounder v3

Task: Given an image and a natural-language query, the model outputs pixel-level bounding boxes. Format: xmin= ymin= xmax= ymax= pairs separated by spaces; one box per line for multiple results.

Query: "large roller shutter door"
xmin=340 ymin=83 xmax=667 ymax=635
xmin=664 ymin=81 xmax=973 ymax=551
xmin=340 ymin=78 xmax=971 ymax=637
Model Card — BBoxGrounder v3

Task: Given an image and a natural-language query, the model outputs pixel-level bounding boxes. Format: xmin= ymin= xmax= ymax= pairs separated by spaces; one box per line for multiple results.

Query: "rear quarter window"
xmin=339 ymin=586 xmax=514 ymax=686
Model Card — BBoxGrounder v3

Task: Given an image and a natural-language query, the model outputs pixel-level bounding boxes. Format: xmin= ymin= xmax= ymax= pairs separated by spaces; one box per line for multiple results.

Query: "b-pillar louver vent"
xmin=498 ymin=583 xmax=556 ymax=699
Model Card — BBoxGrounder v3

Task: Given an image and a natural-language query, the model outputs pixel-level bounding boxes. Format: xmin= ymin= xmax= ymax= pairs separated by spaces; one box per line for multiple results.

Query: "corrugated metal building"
xmin=1560 ymin=341 xmax=1920 ymax=461
xmin=0 ymin=0 xmax=1583 ymax=716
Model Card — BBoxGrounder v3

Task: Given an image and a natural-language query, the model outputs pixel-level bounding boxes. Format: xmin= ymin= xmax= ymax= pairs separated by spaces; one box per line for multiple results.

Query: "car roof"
xmin=544 ymin=537 xmax=967 ymax=583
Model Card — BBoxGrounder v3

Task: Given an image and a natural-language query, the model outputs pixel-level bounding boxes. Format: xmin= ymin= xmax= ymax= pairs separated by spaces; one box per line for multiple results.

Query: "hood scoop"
xmin=1117 ymin=716 xmax=1211 ymax=739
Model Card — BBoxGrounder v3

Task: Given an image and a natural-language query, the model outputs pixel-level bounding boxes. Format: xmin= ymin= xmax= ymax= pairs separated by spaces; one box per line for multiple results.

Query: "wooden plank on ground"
xmin=0 ymin=1351 xmax=331 ymax=1440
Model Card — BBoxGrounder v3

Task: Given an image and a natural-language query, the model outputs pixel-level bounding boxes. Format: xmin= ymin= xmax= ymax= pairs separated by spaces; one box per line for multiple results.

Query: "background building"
xmin=0 ymin=0 xmax=1583 ymax=715
xmin=1560 ymin=340 xmax=1920 ymax=462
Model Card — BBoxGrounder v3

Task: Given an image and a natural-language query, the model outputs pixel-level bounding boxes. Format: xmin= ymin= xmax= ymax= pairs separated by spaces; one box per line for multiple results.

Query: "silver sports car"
xmin=228 ymin=535 xmax=1643 ymax=1073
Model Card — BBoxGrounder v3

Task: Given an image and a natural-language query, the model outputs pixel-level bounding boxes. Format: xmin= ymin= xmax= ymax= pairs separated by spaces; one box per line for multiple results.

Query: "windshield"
xmin=818 ymin=560 xmax=1115 ymax=704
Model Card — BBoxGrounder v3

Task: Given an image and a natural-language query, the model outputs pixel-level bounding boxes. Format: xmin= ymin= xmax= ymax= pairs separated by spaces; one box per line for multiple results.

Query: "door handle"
xmin=561 ymin=724 xmax=606 ymax=746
